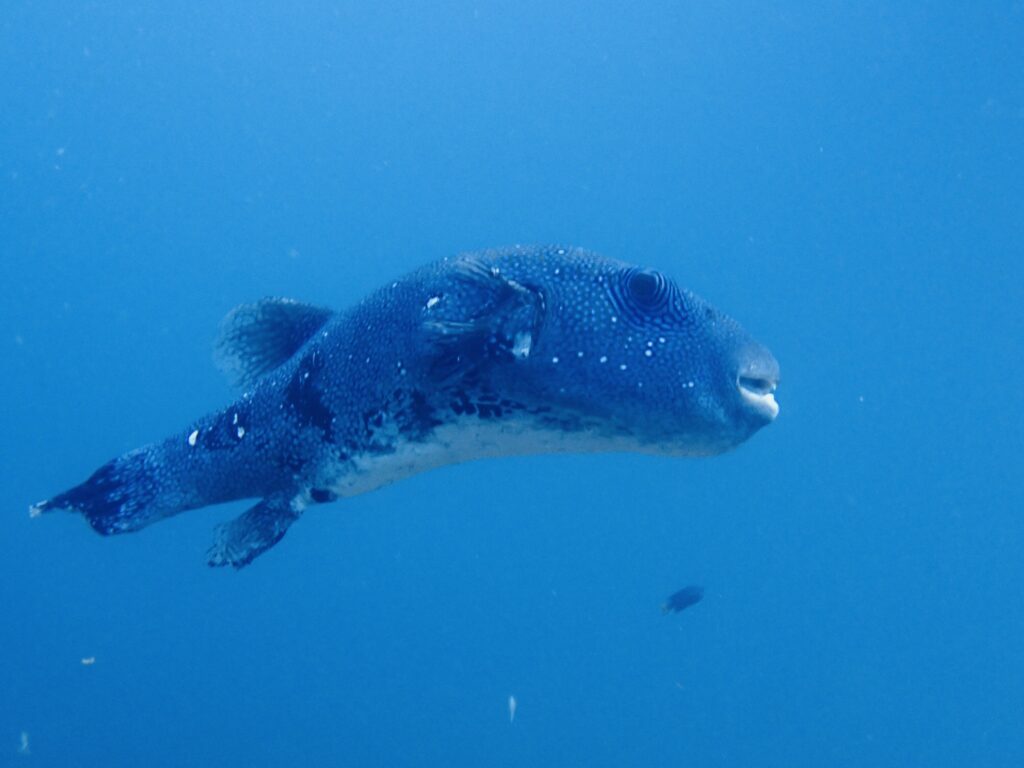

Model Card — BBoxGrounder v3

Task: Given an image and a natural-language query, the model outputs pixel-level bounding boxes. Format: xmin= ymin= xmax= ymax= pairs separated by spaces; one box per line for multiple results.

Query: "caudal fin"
xmin=32 ymin=407 xmax=301 ymax=565
xmin=31 ymin=448 xmax=170 ymax=535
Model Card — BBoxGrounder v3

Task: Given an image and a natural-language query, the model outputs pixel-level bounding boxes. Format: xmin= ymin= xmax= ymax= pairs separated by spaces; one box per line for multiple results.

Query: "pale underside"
xmin=325 ymin=416 xmax=714 ymax=500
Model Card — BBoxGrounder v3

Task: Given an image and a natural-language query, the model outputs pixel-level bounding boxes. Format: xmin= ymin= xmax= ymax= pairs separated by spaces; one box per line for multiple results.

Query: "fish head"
xmin=495 ymin=249 xmax=780 ymax=455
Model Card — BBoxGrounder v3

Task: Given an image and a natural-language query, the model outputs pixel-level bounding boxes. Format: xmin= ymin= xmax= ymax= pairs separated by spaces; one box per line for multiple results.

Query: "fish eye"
xmin=626 ymin=268 xmax=670 ymax=309
xmin=607 ymin=266 xmax=684 ymax=328
xmin=626 ymin=268 xmax=675 ymax=313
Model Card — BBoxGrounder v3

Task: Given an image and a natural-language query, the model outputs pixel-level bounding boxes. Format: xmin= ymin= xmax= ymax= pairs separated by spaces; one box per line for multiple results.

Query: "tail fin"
xmin=31 ymin=447 xmax=178 ymax=535
xmin=31 ymin=402 xmax=298 ymax=561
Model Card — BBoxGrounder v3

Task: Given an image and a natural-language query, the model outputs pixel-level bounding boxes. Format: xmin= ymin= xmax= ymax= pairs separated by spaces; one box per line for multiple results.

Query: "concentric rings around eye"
xmin=607 ymin=266 xmax=684 ymax=328
xmin=626 ymin=268 xmax=670 ymax=309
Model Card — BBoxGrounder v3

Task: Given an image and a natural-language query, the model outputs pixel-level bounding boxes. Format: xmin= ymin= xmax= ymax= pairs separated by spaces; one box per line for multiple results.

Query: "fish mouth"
xmin=737 ymin=374 xmax=779 ymax=420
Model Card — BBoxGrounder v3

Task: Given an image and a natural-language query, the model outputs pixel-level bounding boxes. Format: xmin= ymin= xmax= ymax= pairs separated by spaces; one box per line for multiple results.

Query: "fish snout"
xmin=735 ymin=347 xmax=780 ymax=422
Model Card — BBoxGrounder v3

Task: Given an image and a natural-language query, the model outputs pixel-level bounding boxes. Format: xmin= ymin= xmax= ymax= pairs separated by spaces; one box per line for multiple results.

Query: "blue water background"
xmin=2 ymin=2 xmax=1022 ymax=765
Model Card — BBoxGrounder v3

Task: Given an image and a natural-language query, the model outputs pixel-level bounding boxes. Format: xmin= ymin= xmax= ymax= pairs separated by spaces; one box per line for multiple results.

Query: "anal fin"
xmin=207 ymin=494 xmax=303 ymax=569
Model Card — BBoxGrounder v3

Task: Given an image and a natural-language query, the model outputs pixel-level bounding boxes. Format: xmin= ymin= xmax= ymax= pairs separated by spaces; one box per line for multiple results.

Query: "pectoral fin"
xmin=422 ymin=256 xmax=546 ymax=381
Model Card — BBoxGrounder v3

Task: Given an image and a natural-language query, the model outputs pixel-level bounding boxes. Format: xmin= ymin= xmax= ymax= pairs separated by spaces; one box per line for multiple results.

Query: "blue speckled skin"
xmin=34 ymin=246 xmax=779 ymax=568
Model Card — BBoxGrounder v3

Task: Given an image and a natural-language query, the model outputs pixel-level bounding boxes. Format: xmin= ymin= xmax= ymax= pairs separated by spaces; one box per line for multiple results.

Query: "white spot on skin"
xmin=577 ymin=351 xmax=584 ymax=357
xmin=611 ymin=316 xmax=618 ymax=323
xmin=232 ymin=413 xmax=238 ymax=425
xmin=188 ymin=429 xmax=199 ymax=446
xmin=619 ymin=364 xmax=628 ymax=370
xmin=426 ymin=296 xmax=440 ymax=309
xmin=512 ymin=332 xmax=532 ymax=359
xmin=659 ymin=337 xmax=666 ymax=344
xmin=551 ymin=356 xmax=559 ymax=364
xmin=644 ymin=349 xmax=653 ymax=357
xmin=599 ymin=356 xmax=608 ymax=363
xmin=237 ymin=426 xmax=246 ymax=439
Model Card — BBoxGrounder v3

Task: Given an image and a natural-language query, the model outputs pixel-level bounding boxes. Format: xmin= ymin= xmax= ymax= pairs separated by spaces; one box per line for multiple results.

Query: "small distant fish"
xmin=508 ymin=695 xmax=517 ymax=723
xmin=662 ymin=585 xmax=704 ymax=614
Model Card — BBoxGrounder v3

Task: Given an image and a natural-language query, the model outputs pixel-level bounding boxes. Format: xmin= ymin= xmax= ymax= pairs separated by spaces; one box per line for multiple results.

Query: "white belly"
xmin=327 ymin=417 xmax=648 ymax=499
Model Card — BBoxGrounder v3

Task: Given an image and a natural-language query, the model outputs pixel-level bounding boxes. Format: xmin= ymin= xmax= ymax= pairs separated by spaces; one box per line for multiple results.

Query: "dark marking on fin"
xmin=207 ymin=494 xmax=302 ymax=569
xmin=31 ymin=449 xmax=162 ymax=535
xmin=215 ymin=298 xmax=334 ymax=387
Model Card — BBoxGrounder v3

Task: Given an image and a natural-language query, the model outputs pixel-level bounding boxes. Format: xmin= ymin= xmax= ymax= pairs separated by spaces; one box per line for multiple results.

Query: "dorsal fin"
xmin=214 ymin=298 xmax=333 ymax=387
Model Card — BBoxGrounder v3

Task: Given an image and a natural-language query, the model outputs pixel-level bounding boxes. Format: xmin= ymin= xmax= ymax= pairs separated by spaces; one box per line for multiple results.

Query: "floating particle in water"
xmin=81 ymin=656 xmax=96 ymax=666
xmin=508 ymin=695 xmax=517 ymax=723
xmin=18 ymin=731 xmax=29 ymax=755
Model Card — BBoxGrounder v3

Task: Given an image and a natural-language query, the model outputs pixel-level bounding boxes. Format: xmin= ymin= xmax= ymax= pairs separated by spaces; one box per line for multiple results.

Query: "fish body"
xmin=33 ymin=246 xmax=779 ymax=567
xmin=662 ymin=585 xmax=705 ymax=614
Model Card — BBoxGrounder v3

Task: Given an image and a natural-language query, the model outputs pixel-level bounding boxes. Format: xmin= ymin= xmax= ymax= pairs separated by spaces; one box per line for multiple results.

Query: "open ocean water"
xmin=1 ymin=2 xmax=1022 ymax=766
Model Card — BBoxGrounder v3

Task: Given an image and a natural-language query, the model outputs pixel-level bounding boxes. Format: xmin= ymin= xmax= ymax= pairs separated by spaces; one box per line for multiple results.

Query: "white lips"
xmin=738 ymin=383 xmax=780 ymax=420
